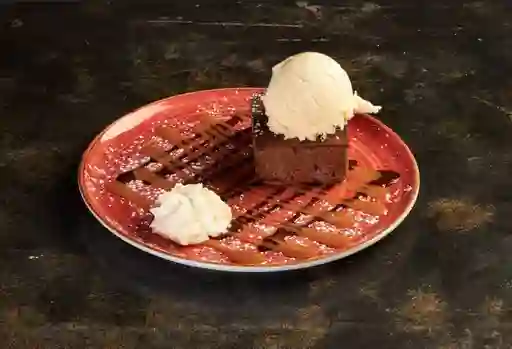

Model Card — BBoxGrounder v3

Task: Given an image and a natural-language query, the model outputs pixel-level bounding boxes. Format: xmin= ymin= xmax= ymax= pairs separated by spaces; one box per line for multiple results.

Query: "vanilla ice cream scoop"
xmin=261 ymin=52 xmax=381 ymax=141
xmin=149 ymin=183 xmax=232 ymax=245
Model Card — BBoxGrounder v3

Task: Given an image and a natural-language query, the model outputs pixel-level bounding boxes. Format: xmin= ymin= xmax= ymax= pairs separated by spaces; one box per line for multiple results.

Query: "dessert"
xmin=255 ymin=52 xmax=381 ymax=184
xmin=90 ymin=87 xmax=407 ymax=267
xmin=106 ymin=54 xmax=386 ymax=250
xmin=150 ymin=183 xmax=232 ymax=245
xmin=85 ymin=46 xmax=412 ymax=268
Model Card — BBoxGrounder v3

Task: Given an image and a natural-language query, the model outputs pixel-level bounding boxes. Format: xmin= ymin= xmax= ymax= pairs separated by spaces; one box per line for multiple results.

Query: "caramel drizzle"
xmin=136 ymin=130 xmax=251 ymax=190
xmin=254 ymin=165 xmax=399 ymax=258
xmin=107 ymin=114 xmax=251 ymax=208
xmin=105 ymin=114 xmax=400 ymax=266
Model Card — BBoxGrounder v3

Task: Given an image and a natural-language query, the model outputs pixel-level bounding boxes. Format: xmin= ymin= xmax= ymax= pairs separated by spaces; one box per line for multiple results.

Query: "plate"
xmin=78 ymin=88 xmax=419 ymax=272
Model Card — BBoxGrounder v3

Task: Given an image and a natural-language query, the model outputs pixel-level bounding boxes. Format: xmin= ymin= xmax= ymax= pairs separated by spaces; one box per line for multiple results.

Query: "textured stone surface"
xmin=1 ymin=0 xmax=512 ymax=348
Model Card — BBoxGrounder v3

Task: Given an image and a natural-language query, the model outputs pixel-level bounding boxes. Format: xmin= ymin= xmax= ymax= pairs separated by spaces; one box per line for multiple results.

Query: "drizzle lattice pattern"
xmin=106 ymin=114 xmax=400 ymax=265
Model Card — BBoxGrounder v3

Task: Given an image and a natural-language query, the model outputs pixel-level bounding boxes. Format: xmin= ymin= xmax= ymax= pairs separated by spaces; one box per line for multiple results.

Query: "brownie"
xmin=252 ymin=95 xmax=348 ymax=185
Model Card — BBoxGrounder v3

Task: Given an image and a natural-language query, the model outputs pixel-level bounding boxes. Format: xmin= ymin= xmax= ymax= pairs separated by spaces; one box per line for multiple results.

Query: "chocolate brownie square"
xmin=252 ymin=95 xmax=348 ymax=185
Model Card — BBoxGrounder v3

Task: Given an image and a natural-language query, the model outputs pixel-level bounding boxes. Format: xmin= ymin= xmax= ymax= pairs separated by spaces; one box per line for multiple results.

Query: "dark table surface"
xmin=1 ymin=0 xmax=512 ymax=348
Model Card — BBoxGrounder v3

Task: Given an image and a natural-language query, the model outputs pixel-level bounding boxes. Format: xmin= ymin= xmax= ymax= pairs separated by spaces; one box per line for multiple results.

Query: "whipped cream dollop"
xmin=149 ymin=183 xmax=232 ymax=245
xmin=261 ymin=52 xmax=382 ymax=141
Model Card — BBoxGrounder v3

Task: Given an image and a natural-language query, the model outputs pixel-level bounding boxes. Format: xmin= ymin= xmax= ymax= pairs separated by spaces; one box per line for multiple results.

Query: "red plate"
xmin=78 ymin=88 xmax=419 ymax=272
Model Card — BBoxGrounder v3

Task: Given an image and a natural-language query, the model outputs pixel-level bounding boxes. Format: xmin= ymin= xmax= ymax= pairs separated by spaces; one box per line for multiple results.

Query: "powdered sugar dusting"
xmin=101 ymin=103 xmax=169 ymax=142
xmin=80 ymin=88 xmax=415 ymax=270
xmin=126 ymin=180 xmax=166 ymax=201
